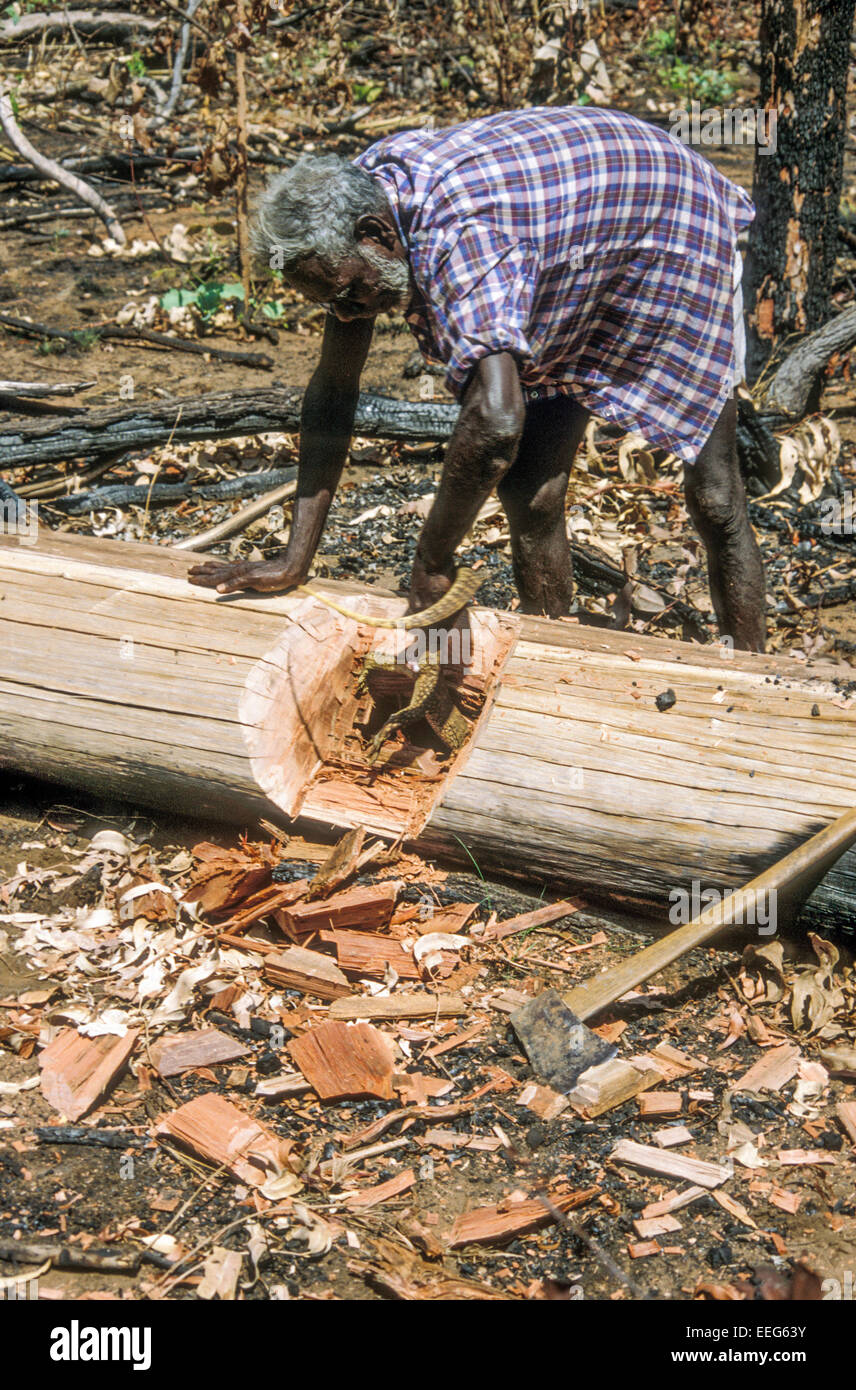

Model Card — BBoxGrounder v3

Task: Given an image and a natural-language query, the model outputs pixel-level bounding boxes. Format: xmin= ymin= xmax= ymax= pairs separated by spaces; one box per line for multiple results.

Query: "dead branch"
xmin=0 ymin=312 xmax=273 ymax=368
xmin=0 ymin=87 xmax=125 ymax=244
xmin=0 ymin=379 xmax=94 ymax=398
xmin=43 ymin=467 xmax=298 ymax=515
xmin=760 ymin=303 xmax=856 ymax=420
xmin=157 ymin=0 xmax=205 ymax=121
xmin=176 ymin=477 xmax=298 ymax=551
xmin=0 ymin=10 xmax=162 ymax=44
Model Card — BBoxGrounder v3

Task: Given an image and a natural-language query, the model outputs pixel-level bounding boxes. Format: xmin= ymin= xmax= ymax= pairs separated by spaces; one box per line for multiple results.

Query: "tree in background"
xmin=744 ymin=0 xmax=856 ymax=391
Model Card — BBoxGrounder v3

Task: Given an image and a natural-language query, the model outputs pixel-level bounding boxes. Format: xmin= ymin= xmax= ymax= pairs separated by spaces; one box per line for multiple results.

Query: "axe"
xmin=511 ymin=807 xmax=856 ymax=1092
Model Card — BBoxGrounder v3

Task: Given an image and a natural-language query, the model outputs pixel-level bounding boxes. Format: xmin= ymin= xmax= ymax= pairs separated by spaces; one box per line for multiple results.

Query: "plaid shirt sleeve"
xmin=422 ymin=221 xmax=540 ymax=395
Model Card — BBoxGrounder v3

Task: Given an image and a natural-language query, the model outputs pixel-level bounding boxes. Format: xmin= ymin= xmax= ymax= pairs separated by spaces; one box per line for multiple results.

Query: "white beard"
xmin=360 ymin=243 xmax=410 ymax=306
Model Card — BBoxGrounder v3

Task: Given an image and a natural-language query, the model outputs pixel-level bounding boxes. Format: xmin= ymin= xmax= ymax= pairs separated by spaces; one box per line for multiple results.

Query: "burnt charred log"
xmin=743 ymin=0 xmax=856 ymax=386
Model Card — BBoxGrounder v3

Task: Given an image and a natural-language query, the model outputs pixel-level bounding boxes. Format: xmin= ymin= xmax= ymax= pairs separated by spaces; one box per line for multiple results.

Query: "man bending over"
xmin=189 ymin=106 xmax=766 ymax=651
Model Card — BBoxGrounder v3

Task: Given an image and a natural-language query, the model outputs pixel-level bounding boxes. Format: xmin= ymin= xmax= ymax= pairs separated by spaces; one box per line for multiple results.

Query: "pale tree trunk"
xmin=744 ymin=0 xmax=856 ymax=390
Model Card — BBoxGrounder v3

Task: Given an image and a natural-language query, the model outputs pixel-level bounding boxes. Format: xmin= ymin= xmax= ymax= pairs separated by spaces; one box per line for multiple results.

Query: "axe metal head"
xmin=511 ymin=988 xmax=617 ymax=1093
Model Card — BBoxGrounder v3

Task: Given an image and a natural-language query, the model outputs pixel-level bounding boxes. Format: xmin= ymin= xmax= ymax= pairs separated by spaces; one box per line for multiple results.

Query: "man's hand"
xmin=407 ymin=556 xmax=454 ymax=616
xmin=187 ymin=558 xmax=306 ymax=595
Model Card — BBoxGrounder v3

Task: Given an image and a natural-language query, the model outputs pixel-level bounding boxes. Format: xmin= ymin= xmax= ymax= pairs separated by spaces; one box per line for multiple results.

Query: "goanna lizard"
xmin=299 ymin=567 xmax=481 ymax=761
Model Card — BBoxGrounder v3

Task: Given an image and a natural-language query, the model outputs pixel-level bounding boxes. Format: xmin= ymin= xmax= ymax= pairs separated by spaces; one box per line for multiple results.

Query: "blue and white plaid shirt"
xmin=355 ymin=107 xmax=754 ymax=462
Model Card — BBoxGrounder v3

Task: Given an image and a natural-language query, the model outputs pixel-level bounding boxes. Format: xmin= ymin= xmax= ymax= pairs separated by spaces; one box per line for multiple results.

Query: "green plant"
xmin=662 ymin=58 xmax=735 ymax=103
xmin=646 ymin=25 xmax=676 ymax=57
xmin=126 ymin=51 xmax=147 ymax=78
xmin=352 ymin=80 xmax=384 ymax=104
xmin=159 ymin=280 xmax=244 ymax=319
xmin=36 ymin=328 xmax=96 ymax=357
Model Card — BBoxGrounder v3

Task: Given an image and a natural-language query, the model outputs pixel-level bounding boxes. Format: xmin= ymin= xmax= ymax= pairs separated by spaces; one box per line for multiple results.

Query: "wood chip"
xmin=641 ymin=1186 xmax=706 ymax=1219
xmin=652 ymin=1125 xmax=694 ymax=1148
xmin=776 ymin=1149 xmax=836 ymax=1165
xmin=425 ymin=1020 xmax=487 ymax=1058
xmin=633 ymin=1214 xmax=682 ymax=1238
xmin=638 ymin=1091 xmax=683 ymax=1117
xmin=277 ymin=881 xmax=399 ymax=938
xmin=769 ymin=1186 xmax=802 ymax=1215
xmin=413 ymin=902 xmax=478 ymax=936
xmin=593 ymin=1020 xmax=627 ymax=1044
xmin=610 ymin=1139 xmax=731 ymax=1189
xmin=263 ymin=946 xmax=351 ymax=1000
xmin=567 ymin=1058 xmax=661 ymax=1118
xmin=712 ymin=1190 xmax=756 ymax=1229
xmin=732 ymin=1043 xmax=801 ymax=1094
xmin=420 ymin=1128 xmax=462 ymax=1151
xmin=836 ymin=1101 xmax=856 ymax=1146
xmin=517 ymin=1082 xmax=569 ymax=1120
xmin=306 ymin=826 xmax=365 ymax=901
xmin=630 ymin=1043 xmax=703 ymax=1083
xmin=487 ymin=987 xmax=533 ymax=1013
xmin=39 ymin=1027 xmax=138 ymax=1122
xmin=329 ymin=993 xmax=466 ymax=1021
xmin=628 ymin=1240 xmax=661 ymax=1258
xmin=289 ymin=1020 xmax=395 ymax=1101
xmin=254 ymin=1072 xmax=313 ymax=1099
xmin=484 ymin=898 xmax=583 ymax=941
xmin=148 ymin=1028 xmax=249 ymax=1078
xmin=394 ymin=1072 xmax=453 ymax=1105
xmin=445 ymin=1186 xmax=597 ymax=1248
xmin=319 ymin=928 xmax=421 ymax=980
xmin=342 ymin=1168 xmax=416 ymax=1210
xmin=218 ymin=879 xmax=309 ymax=934
xmin=153 ymin=1094 xmax=293 ymax=1187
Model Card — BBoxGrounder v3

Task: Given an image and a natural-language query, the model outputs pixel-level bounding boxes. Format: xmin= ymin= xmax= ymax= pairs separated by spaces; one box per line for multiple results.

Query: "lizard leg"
xmin=361 ymin=653 xmax=469 ymax=761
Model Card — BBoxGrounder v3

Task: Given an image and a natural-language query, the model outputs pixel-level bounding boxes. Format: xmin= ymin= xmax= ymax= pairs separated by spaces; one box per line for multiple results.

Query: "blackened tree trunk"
xmin=743 ymin=0 xmax=856 ymax=389
xmin=674 ymin=0 xmax=704 ymax=55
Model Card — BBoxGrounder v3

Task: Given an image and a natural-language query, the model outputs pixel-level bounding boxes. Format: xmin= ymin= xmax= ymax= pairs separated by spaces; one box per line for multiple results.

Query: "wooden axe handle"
xmin=564 ymin=808 xmax=856 ymax=1023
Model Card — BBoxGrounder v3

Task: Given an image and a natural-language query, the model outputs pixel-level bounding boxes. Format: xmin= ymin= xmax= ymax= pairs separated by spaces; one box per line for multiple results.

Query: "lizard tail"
xmin=297 ymin=567 xmax=481 ymax=630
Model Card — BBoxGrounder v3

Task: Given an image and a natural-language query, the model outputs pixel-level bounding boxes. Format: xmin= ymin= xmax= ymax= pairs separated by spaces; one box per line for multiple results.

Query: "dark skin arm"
xmin=409 ymin=351 xmax=525 ymax=611
xmin=189 ymin=339 xmax=525 ymax=614
xmin=188 ymin=313 xmax=374 ymax=594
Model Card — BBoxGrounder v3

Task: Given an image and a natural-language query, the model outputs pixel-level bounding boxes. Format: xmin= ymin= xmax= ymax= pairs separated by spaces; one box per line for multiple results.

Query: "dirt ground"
xmin=1 ymin=777 xmax=855 ymax=1304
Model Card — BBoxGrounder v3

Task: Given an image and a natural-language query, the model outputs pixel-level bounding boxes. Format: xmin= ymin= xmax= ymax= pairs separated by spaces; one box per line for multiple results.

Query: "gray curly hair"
xmin=251 ymin=153 xmax=389 ymax=271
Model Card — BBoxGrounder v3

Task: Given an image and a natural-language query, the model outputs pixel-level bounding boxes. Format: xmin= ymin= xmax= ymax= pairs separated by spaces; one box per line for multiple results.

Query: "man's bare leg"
xmin=684 ymin=395 xmax=766 ymax=652
xmin=497 ymin=395 xmax=590 ymax=617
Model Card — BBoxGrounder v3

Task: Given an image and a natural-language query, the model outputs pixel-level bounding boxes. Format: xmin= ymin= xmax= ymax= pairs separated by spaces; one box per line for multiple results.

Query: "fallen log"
xmin=0 ymin=388 xmax=460 ymax=469
xmin=0 ymin=385 xmax=776 ymax=514
xmin=43 ymin=466 xmax=297 ymax=514
xmin=1 ymin=529 xmax=855 ymax=930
